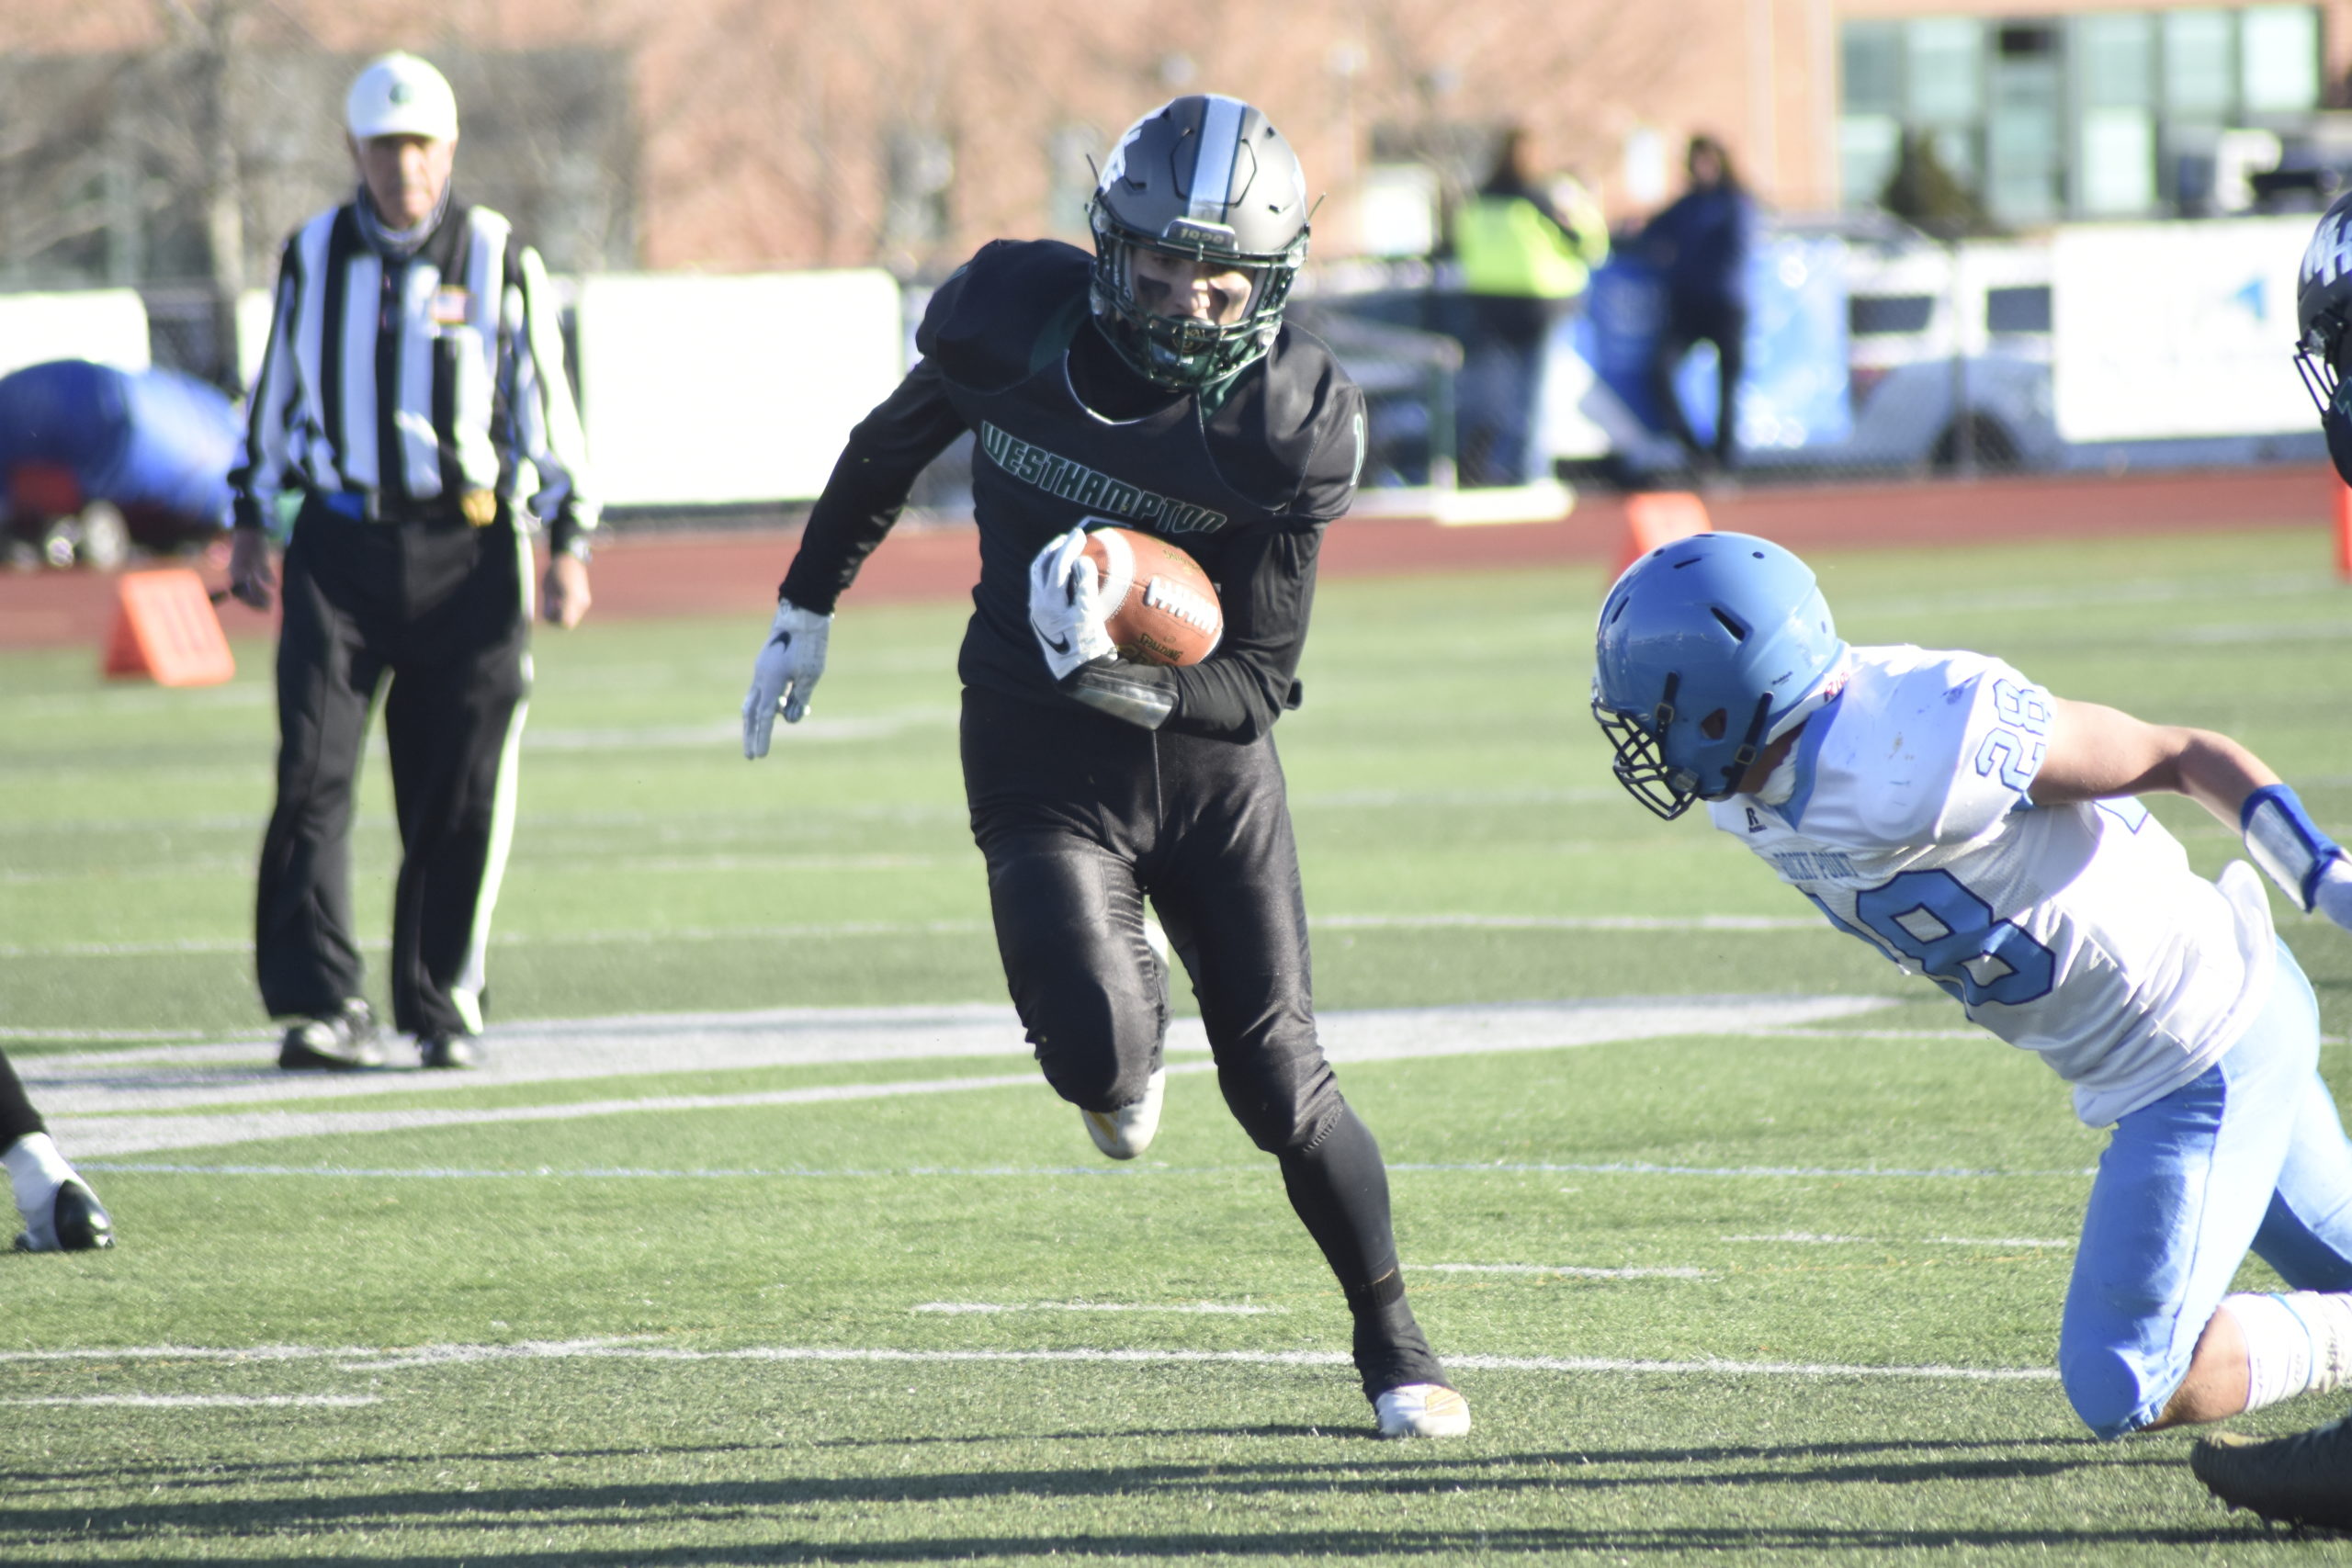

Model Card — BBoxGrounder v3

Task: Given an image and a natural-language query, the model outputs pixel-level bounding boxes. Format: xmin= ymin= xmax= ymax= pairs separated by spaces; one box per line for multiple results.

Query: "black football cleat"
xmin=278 ymin=998 xmax=383 ymax=1070
xmin=2191 ymin=1415 xmax=2352 ymax=1532
xmin=13 ymin=1179 xmax=114 ymax=1253
xmin=418 ymin=1034 xmax=483 ymax=1070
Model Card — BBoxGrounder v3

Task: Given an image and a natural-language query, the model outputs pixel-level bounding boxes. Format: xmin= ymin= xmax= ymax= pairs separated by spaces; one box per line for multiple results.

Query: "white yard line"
xmin=1417 ymin=1263 xmax=1709 ymax=1280
xmin=0 ymin=915 xmax=1842 ymax=960
xmin=3 ymin=1394 xmax=379 ymax=1407
xmin=80 ymin=1159 xmax=2101 ymax=1182
xmin=0 ymin=1339 xmax=2059 ymax=1383
xmin=1397 ymin=1160 xmax=2098 ymax=1179
xmin=36 ymin=995 xmax=1897 ymax=1156
xmin=50 ymin=1071 xmax=1062 ymax=1158
xmin=910 ymin=1302 xmax=1285 ymax=1316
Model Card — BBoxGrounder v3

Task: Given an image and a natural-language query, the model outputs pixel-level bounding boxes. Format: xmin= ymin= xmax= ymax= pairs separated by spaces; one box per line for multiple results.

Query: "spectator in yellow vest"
xmin=1450 ymin=128 xmax=1608 ymax=488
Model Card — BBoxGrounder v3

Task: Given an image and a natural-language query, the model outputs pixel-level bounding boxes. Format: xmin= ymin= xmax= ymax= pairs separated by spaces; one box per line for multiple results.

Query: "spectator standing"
xmin=1637 ymin=133 xmax=1753 ymax=472
xmin=1450 ymin=128 xmax=1608 ymax=488
xmin=227 ymin=52 xmax=595 ymax=1073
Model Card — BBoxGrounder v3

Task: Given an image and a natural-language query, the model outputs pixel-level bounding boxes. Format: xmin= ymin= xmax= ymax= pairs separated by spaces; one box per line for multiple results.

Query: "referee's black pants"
xmin=962 ymin=684 xmax=1445 ymax=1396
xmin=254 ymin=496 xmax=531 ymax=1041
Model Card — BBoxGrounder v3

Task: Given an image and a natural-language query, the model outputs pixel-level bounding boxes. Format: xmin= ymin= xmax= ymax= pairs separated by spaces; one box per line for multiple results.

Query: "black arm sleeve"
xmin=777 ymin=357 xmax=967 ymax=613
xmin=1108 ymin=344 xmax=1357 ymax=742
xmin=1074 ymin=520 xmax=1320 ymax=743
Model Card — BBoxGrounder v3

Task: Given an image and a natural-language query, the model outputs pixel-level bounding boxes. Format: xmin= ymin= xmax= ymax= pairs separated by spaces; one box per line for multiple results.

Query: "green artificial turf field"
xmin=1 ymin=525 xmax=2348 ymax=1563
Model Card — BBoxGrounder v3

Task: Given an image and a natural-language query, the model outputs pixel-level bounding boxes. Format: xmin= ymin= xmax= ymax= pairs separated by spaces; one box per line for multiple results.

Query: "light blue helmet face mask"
xmin=1589 ymin=533 xmax=1848 ymax=819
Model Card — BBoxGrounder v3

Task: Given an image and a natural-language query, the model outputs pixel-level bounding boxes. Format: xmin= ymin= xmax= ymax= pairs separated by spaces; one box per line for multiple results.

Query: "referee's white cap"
xmin=345 ymin=52 xmax=458 ymax=141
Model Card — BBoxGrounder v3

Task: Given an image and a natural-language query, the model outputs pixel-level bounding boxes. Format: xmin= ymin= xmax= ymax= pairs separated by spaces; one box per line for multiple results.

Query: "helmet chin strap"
xmin=1714 ymin=692 xmax=1775 ymax=799
xmin=1715 ymin=649 xmax=1855 ymax=799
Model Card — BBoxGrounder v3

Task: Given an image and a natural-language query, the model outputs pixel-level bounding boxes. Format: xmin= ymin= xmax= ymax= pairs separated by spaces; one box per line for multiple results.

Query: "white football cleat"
xmin=1080 ymin=1066 xmax=1166 ymax=1160
xmin=1374 ymin=1382 xmax=1471 ymax=1438
xmin=6 ymin=1134 xmax=113 ymax=1252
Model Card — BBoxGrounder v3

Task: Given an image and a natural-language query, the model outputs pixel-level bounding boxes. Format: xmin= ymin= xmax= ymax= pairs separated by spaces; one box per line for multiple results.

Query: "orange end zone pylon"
xmin=101 ymin=569 xmax=235 ymax=686
xmin=1617 ymin=491 xmax=1714 ymax=576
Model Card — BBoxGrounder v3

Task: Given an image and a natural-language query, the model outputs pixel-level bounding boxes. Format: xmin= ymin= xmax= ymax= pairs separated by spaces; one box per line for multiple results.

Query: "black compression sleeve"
xmin=1154 ymin=522 xmax=1321 ymax=743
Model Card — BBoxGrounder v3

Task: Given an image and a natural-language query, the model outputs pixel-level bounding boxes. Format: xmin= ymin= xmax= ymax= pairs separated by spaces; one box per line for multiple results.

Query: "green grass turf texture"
xmin=2 ymin=525 xmax=2351 ymax=1563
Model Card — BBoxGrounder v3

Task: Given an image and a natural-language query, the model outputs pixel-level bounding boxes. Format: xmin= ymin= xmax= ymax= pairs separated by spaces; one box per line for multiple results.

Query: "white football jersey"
xmin=1706 ymin=645 xmax=2275 ymax=1127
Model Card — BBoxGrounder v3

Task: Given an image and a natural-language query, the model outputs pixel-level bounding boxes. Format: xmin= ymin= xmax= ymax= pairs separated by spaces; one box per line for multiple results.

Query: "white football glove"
xmin=741 ymin=598 xmax=832 ymax=758
xmin=2316 ymin=854 xmax=2352 ymax=935
xmin=1026 ymin=527 xmax=1114 ymax=681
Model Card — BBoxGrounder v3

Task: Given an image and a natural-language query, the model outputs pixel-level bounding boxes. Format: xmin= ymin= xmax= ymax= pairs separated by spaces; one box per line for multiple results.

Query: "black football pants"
xmin=961 ymin=685 xmax=1444 ymax=1394
xmin=254 ymin=497 xmax=531 ymax=1041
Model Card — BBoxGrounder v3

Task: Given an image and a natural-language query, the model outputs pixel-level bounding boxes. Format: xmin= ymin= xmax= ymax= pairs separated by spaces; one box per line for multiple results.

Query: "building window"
xmin=1838 ymin=6 xmax=2323 ymax=226
xmin=2076 ymin=14 xmax=2156 ymax=215
xmin=2242 ymin=5 xmax=2321 ymax=113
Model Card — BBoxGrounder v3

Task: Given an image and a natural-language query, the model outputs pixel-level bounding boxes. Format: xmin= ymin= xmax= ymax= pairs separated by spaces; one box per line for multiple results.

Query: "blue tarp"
xmin=0 ymin=358 xmax=239 ymax=527
xmin=1576 ymin=238 xmax=1851 ymax=452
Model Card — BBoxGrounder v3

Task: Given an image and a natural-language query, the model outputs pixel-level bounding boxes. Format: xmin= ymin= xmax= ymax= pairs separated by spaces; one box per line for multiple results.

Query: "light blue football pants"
xmin=2059 ymin=942 xmax=2352 ymax=1438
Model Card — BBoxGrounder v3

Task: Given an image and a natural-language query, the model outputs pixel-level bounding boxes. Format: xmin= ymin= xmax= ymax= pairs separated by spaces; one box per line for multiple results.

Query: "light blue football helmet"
xmin=1591 ymin=532 xmax=1847 ymax=818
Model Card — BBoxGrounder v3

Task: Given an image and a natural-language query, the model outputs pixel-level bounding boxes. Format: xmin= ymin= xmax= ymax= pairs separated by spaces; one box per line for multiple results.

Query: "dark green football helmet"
xmin=1088 ymin=95 xmax=1311 ymax=390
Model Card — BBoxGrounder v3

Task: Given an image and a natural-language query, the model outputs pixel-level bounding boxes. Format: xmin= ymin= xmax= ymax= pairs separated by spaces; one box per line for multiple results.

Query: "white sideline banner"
xmin=576 ymin=270 xmax=905 ymax=506
xmin=0 ymin=290 xmax=150 ymax=378
xmin=2052 ymin=217 xmax=2311 ymax=442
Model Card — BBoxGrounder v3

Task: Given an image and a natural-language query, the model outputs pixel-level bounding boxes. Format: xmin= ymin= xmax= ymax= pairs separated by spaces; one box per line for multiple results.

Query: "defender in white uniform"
xmin=1591 ymin=533 xmax=2352 ymax=1445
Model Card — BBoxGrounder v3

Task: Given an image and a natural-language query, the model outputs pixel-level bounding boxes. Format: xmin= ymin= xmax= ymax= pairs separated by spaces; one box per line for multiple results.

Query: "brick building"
xmin=6 ymin=0 xmax=2351 ymax=290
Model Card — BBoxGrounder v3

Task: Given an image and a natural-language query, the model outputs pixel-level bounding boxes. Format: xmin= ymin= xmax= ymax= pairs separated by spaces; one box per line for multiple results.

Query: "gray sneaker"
xmin=278 ymin=998 xmax=383 ymax=1071
xmin=2191 ymin=1413 xmax=2352 ymax=1532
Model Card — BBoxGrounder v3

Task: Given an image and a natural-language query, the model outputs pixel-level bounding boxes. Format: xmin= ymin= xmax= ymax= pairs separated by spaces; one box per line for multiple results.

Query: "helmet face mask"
xmin=2297 ymin=192 xmax=2352 ymax=484
xmin=1589 ymin=535 xmax=1849 ymax=819
xmin=1088 ymin=95 xmax=1309 ymax=390
xmin=1590 ymin=671 xmax=1772 ymax=820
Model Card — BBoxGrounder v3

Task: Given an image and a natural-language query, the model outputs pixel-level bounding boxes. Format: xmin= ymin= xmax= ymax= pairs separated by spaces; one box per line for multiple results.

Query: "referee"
xmin=228 ymin=52 xmax=595 ymax=1072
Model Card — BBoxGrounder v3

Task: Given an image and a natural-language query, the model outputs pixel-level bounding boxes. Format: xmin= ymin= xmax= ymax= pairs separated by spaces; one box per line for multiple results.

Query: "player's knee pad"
xmin=1037 ymin=1035 xmax=1159 ymax=1114
xmin=1018 ymin=964 xmax=1166 ymax=1113
xmin=1218 ymin=1047 xmax=1344 ymax=1155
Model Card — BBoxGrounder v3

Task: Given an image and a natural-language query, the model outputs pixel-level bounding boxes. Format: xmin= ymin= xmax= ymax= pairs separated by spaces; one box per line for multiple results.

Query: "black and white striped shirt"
xmin=232 ymin=197 xmax=595 ymax=551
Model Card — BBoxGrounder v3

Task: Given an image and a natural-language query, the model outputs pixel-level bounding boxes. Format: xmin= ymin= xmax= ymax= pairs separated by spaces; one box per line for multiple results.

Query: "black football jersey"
xmin=780 ymin=239 xmax=1368 ymax=741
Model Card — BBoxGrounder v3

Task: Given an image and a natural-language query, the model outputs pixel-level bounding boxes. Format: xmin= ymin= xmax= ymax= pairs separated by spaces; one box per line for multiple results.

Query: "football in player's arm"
xmin=741 ymin=95 xmax=1466 ymax=1440
xmin=1590 ymin=531 xmax=2352 ymax=1520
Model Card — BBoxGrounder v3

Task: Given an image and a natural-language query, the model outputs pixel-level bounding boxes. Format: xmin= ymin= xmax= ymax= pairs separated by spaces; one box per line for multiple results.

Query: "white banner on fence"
xmin=576 ymin=270 xmax=905 ymax=507
xmin=0 ymin=290 xmax=150 ymax=378
xmin=2052 ymin=217 xmax=2311 ymax=442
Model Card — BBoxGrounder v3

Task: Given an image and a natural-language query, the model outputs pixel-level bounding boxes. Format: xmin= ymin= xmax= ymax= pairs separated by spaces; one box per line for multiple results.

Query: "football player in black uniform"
xmin=742 ymin=95 xmax=1467 ymax=1439
xmin=2181 ymin=190 xmax=2352 ymax=1534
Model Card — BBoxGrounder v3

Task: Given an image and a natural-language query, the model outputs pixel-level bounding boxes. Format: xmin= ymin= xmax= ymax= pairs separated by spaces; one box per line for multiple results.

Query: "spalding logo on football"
xmin=1082 ymin=526 xmax=1223 ymax=667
